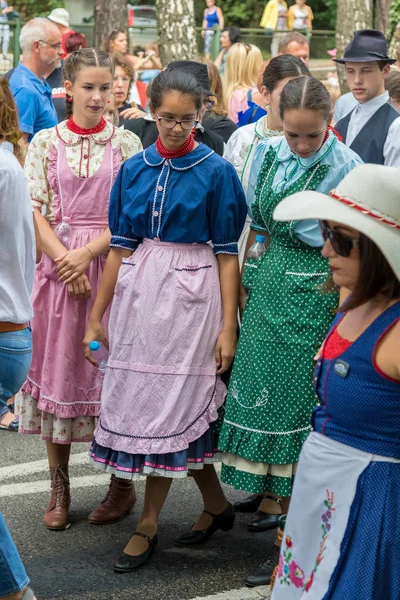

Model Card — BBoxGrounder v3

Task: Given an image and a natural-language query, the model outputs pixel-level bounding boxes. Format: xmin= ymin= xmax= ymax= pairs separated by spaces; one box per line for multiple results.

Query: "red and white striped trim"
xmin=329 ymin=190 xmax=400 ymax=230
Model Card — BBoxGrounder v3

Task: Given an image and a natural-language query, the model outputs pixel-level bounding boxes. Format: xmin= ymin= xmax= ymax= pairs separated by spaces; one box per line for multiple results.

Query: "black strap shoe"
xmin=245 ymin=544 xmax=281 ymax=587
xmin=233 ymin=494 xmax=262 ymax=513
xmin=113 ymin=532 xmax=158 ymax=572
xmin=248 ymin=496 xmax=282 ymax=532
xmin=248 ymin=510 xmax=282 ymax=532
xmin=175 ymin=502 xmax=235 ymax=546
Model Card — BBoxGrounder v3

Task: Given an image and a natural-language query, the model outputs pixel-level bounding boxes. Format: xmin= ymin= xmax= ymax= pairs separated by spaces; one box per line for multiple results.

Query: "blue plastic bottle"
xmin=247 ymin=234 xmax=266 ymax=260
xmin=89 ymin=341 xmax=108 ymax=374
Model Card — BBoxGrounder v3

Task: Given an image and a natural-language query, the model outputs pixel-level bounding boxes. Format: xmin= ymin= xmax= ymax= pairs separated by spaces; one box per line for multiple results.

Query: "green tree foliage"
xmin=312 ymin=0 xmax=337 ymax=29
xmin=195 ymin=0 xmax=336 ymax=30
xmin=17 ymin=0 xmax=65 ymax=21
xmin=388 ymin=0 xmax=400 ymax=39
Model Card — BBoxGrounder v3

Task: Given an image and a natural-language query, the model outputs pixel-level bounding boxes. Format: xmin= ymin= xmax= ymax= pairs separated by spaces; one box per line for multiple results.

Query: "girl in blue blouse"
xmin=83 ymin=68 xmax=247 ymax=571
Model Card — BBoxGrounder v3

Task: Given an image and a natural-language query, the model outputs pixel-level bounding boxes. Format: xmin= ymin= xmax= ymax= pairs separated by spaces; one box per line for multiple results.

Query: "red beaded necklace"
xmin=322 ymin=126 xmax=342 ymax=145
xmin=316 ymin=126 xmax=342 ymax=153
xmin=66 ymin=115 xmax=107 ymax=136
xmin=156 ymin=133 xmax=195 ymax=159
xmin=329 ymin=125 xmax=342 ymax=142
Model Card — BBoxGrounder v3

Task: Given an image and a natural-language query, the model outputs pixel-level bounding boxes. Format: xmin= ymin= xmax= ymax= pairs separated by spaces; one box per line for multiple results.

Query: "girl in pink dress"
xmin=16 ymin=48 xmax=142 ymax=531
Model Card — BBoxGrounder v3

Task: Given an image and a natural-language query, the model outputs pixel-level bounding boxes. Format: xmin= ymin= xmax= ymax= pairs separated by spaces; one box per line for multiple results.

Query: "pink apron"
xmin=22 ymin=138 xmax=120 ymax=419
xmin=94 ymin=238 xmax=227 ymax=456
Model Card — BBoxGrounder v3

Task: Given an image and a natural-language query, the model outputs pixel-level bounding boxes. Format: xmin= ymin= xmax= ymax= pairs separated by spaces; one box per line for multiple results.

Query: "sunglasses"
xmin=319 ymin=221 xmax=360 ymax=257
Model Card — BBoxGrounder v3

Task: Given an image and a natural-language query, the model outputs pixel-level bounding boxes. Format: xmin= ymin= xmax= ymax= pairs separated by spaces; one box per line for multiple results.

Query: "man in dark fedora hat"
xmin=334 ymin=29 xmax=400 ymax=166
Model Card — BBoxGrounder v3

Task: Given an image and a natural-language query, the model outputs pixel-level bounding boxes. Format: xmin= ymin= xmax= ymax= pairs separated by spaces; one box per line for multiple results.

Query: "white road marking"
xmin=187 ymin=586 xmax=271 ymax=599
xmin=0 ymin=451 xmax=89 ymax=481
xmin=0 ymin=474 xmax=113 ymax=497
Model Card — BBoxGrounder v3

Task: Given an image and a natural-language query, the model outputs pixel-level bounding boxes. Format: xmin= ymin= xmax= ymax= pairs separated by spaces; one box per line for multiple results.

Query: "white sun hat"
xmin=273 ymin=163 xmax=400 ymax=281
xmin=47 ymin=8 xmax=70 ymax=28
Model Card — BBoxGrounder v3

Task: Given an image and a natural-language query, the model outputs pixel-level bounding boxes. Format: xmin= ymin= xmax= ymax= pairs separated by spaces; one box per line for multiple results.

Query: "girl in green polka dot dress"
xmin=217 ymin=76 xmax=363 ymax=586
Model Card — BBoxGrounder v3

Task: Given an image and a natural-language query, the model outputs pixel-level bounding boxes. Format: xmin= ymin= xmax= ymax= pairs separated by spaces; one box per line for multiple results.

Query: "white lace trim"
xmin=223 ymin=419 xmax=312 ymax=436
xmin=285 ymin=271 xmax=327 ymax=277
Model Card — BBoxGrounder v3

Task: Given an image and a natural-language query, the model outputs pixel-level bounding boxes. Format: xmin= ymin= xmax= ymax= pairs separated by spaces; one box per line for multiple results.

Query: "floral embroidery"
xmin=290 ymin=561 xmax=306 ymax=588
xmin=277 ymin=489 xmax=335 ymax=593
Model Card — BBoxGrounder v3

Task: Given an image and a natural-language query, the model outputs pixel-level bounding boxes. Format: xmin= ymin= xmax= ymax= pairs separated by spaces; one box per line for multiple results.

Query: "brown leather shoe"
xmin=44 ymin=465 xmax=71 ymax=530
xmin=88 ymin=474 xmax=136 ymax=524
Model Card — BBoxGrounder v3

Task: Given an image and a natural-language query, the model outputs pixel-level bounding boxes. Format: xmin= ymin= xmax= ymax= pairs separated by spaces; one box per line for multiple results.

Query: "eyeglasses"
xmin=244 ymin=42 xmax=252 ymax=54
xmin=319 ymin=221 xmax=359 ymax=257
xmin=39 ymin=40 xmax=62 ymax=50
xmin=154 ymin=112 xmax=198 ymax=130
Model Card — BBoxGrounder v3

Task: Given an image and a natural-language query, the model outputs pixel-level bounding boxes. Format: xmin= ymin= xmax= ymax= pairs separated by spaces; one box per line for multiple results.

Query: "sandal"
xmin=0 ymin=413 xmax=19 ymax=431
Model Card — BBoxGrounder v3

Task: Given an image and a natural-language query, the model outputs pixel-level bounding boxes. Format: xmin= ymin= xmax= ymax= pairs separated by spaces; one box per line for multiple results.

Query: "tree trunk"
xmin=335 ymin=0 xmax=373 ymax=93
xmin=94 ymin=0 xmax=127 ymax=51
xmin=156 ymin=0 xmax=198 ymax=66
xmin=375 ymin=0 xmax=392 ymax=33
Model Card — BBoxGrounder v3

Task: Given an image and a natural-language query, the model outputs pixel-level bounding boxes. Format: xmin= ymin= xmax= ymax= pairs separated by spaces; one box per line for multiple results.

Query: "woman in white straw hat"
xmin=271 ymin=163 xmax=400 ymax=599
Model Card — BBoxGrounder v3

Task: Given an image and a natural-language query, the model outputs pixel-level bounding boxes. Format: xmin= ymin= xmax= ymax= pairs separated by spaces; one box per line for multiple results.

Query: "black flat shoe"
xmin=248 ymin=509 xmax=282 ymax=532
xmin=113 ymin=532 xmax=158 ymax=572
xmin=175 ymin=502 xmax=235 ymax=546
xmin=245 ymin=544 xmax=281 ymax=587
xmin=233 ymin=494 xmax=262 ymax=513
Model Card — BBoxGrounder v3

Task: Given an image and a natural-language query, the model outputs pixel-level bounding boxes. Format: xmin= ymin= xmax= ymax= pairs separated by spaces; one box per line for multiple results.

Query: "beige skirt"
xmin=222 ymin=452 xmax=297 ymax=496
xmin=15 ymin=391 xmax=96 ymax=445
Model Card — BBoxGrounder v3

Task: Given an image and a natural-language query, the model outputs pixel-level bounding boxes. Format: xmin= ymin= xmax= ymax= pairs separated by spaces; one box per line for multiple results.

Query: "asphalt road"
xmin=1 ymin=433 xmax=273 ymax=600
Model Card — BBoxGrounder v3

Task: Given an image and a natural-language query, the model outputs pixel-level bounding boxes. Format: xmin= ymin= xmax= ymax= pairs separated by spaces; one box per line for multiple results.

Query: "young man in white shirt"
xmin=334 ymin=29 xmax=400 ymax=167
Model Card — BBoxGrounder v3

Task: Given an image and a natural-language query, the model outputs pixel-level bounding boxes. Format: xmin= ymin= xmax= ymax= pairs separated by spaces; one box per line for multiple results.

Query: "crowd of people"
xmin=1 ymin=4 xmax=400 ymax=600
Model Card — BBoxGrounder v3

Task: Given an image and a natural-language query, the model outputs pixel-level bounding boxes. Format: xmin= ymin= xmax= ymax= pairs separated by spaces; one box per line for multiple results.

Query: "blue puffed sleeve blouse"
xmin=109 ymin=143 xmax=247 ymax=255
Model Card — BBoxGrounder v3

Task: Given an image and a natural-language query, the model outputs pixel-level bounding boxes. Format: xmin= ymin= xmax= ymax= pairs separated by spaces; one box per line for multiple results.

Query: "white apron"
xmin=271 ymin=431 xmax=400 ymax=599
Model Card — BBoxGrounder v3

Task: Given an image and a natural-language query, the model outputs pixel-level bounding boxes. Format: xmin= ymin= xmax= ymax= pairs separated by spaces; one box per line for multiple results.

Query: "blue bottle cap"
xmin=89 ymin=341 xmax=101 ymax=351
xmin=255 ymin=234 xmax=265 ymax=243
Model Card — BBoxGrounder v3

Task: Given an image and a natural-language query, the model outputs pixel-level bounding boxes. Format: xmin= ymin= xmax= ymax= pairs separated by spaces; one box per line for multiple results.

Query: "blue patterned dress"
xmin=272 ymin=302 xmax=400 ymax=599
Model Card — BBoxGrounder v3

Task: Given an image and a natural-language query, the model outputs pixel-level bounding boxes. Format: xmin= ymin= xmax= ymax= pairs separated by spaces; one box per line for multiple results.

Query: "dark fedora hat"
xmin=334 ymin=29 xmax=396 ymax=65
xmin=167 ymin=60 xmax=215 ymax=96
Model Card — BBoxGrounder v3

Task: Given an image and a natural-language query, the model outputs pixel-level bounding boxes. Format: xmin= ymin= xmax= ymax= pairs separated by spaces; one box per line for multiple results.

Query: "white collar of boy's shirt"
xmin=353 ymin=91 xmax=389 ymax=118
